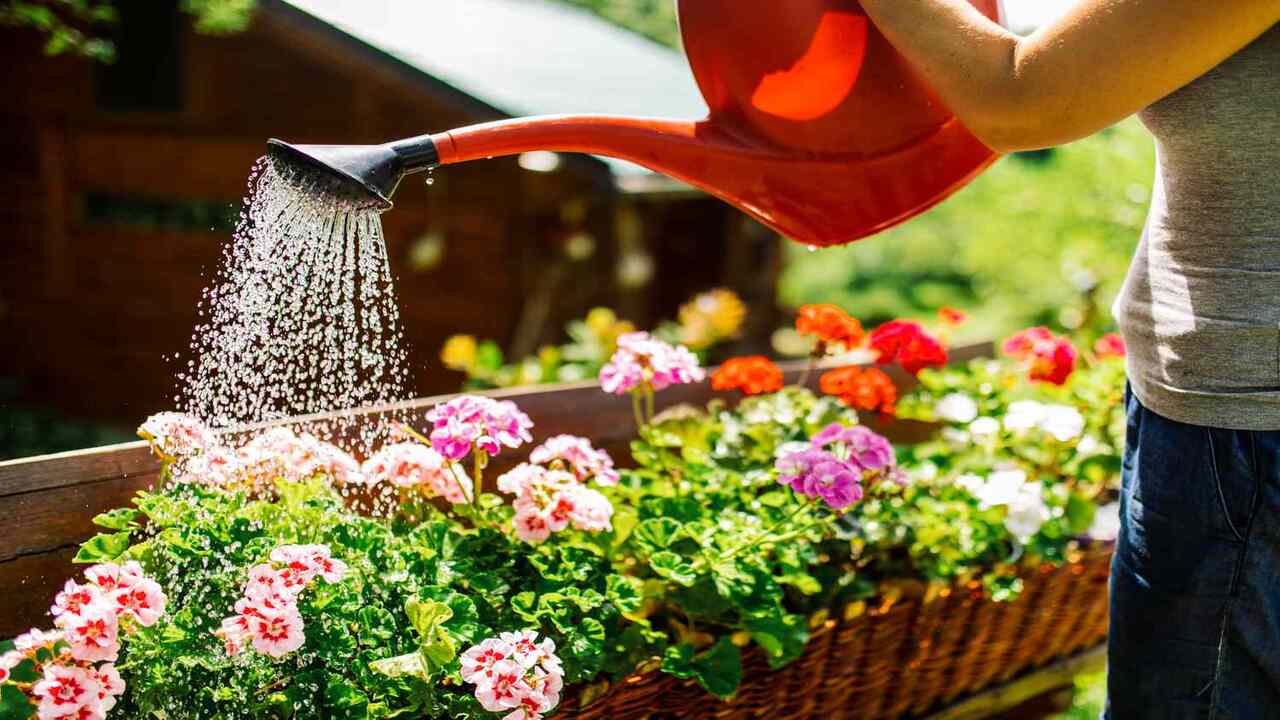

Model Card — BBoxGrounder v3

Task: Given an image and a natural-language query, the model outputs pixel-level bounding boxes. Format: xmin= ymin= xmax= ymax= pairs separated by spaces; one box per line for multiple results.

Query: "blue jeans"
xmin=1107 ymin=387 xmax=1280 ymax=719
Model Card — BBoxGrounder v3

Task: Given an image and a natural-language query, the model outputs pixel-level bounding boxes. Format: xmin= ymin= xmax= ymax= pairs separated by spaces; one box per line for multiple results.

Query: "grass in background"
xmin=778 ymin=120 xmax=1156 ymax=342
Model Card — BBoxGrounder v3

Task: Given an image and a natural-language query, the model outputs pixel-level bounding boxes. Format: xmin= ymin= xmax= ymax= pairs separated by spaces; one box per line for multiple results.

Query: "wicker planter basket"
xmin=558 ymin=546 xmax=1112 ymax=720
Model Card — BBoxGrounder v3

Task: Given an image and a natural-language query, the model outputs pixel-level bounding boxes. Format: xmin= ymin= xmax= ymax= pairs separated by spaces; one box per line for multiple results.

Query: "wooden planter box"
xmin=0 ymin=345 xmax=1110 ymax=718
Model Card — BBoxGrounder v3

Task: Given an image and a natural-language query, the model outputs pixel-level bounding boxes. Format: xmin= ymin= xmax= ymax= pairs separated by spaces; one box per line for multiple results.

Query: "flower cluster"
xmin=361 ymin=442 xmax=471 ymax=504
xmin=599 ymin=332 xmax=705 ymax=395
xmin=711 ymin=356 xmax=784 ymax=397
xmin=957 ymin=469 xmax=1052 ymax=542
xmin=460 ymin=631 xmax=564 ymax=720
xmin=676 ymin=288 xmax=747 ymax=351
xmin=528 ymin=434 xmax=619 ymax=486
xmin=869 ymin=320 xmax=948 ymax=375
xmin=818 ymin=365 xmax=897 ymax=415
xmin=137 ymin=412 xmax=216 ymax=462
xmin=775 ymin=423 xmax=897 ymax=510
xmin=235 ymin=427 xmax=363 ymax=487
xmin=215 ymin=545 xmax=347 ymax=658
xmin=138 ymin=413 xmax=364 ymax=490
xmin=795 ymin=304 xmax=865 ymax=349
xmin=426 ymin=395 xmax=534 ymax=461
xmin=2 ymin=562 xmax=165 ymax=720
xmin=1002 ymin=400 xmax=1085 ymax=442
xmin=1094 ymin=332 xmax=1126 ymax=360
xmin=497 ymin=462 xmax=613 ymax=544
xmin=1002 ymin=327 xmax=1078 ymax=385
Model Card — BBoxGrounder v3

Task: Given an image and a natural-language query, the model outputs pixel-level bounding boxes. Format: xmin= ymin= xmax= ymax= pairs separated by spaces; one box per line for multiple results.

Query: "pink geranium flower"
xmin=62 ymin=603 xmax=120 ymax=663
xmin=137 ymin=412 xmax=216 ymax=460
xmin=51 ymin=581 xmax=101 ymax=619
xmin=84 ymin=561 xmax=145 ymax=595
xmin=426 ymin=396 xmax=534 ymax=461
xmin=464 ymin=632 xmax=564 ymax=719
xmin=599 ymin=332 xmax=705 ymax=395
xmin=361 ymin=442 xmax=470 ymax=503
xmin=529 ymin=435 xmax=619 ymax=486
xmin=269 ymin=544 xmax=348 ymax=585
xmin=246 ymin=603 xmax=306 ymax=658
xmin=460 ymin=637 xmax=517 ymax=685
xmin=499 ymin=465 xmax=613 ymax=544
xmin=93 ymin=664 xmax=126 ymax=714
xmin=33 ymin=664 xmax=102 ymax=720
xmin=109 ymin=576 xmax=168 ymax=627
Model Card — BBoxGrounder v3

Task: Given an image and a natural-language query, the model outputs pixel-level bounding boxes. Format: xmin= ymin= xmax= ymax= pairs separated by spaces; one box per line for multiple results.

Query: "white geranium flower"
xmin=1003 ymin=400 xmax=1046 ymax=432
xmin=975 ymin=468 xmax=1028 ymax=509
xmin=1040 ymin=404 xmax=1085 ymax=442
xmin=1076 ymin=434 xmax=1102 ymax=456
xmin=969 ymin=416 xmax=1000 ymax=438
xmin=773 ymin=441 xmax=812 ymax=461
xmin=1088 ymin=501 xmax=1121 ymax=541
xmin=915 ymin=462 xmax=939 ymax=482
xmin=955 ymin=473 xmax=986 ymax=494
xmin=1005 ymin=484 xmax=1051 ymax=542
xmin=935 ymin=393 xmax=979 ymax=423
xmin=941 ymin=427 xmax=971 ymax=445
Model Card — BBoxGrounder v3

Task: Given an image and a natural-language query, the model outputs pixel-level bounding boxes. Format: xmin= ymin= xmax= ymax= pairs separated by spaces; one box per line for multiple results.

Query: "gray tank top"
xmin=1113 ymin=24 xmax=1280 ymax=430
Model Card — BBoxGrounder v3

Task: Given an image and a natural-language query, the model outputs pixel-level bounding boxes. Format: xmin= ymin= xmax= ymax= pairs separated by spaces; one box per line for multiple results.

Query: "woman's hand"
xmin=858 ymin=0 xmax=1279 ymax=152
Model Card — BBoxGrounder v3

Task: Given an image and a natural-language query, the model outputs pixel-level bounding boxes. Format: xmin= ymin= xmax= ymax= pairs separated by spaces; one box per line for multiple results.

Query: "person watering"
xmin=858 ymin=1 xmax=1279 ymax=716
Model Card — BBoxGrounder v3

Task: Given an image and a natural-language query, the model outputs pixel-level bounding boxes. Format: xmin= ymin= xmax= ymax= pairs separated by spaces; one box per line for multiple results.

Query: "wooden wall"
xmin=0 ymin=2 xmax=740 ymax=431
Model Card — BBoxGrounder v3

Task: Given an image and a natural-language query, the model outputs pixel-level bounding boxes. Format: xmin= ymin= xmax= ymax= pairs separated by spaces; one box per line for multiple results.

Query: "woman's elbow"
xmin=958 ymin=97 xmax=1095 ymax=154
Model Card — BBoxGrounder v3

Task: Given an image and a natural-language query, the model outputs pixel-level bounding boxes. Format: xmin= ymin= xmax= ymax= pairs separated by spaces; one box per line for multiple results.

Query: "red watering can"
xmin=269 ymin=0 xmax=1003 ymax=247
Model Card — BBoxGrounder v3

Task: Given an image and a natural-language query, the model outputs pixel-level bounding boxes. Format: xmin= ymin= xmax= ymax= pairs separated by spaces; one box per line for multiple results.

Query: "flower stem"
xmin=720 ymin=496 xmax=818 ymax=561
xmin=797 ymin=346 xmax=823 ymax=388
xmin=631 ymin=390 xmax=645 ymax=430
xmin=395 ymin=422 xmax=432 ymax=447
xmin=472 ymin=450 xmax=488 ymax=508
xmin=444 ymin=462 xmax=472 ymax=506
xmin=644 ymin=384 xmax=655 ymax=424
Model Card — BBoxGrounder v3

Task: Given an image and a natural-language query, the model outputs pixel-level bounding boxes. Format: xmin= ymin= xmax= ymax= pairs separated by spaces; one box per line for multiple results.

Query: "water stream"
xmin=177 ymin=156 xmax=411 ymax=451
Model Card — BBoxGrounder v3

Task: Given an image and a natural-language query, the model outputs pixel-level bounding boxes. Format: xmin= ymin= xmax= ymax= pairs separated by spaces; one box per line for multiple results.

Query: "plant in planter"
xmin=0 ymin=317 xmax=1125 ymax=720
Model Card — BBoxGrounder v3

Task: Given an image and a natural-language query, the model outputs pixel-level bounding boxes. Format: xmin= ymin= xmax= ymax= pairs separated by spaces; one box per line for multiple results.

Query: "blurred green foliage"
xmin=0 ymin=0 xmax=254 ymax=61
xmin=779 ymin=120 xmax=1156 ymax=342
xmin=558 ymin=0 xmax=681 ymax=48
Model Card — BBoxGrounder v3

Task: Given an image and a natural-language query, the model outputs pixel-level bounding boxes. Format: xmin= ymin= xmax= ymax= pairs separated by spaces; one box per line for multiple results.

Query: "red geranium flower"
xmin=1094 ymin=333 xmax=1126 ymax=359
xmin=711 ymin=356 xmax=785 ymax=396
xmin=819 ymin=365 xmax=897 ymax=416
xmin=796 ymin=304 xmax=865 ymax=349
xmin=1003 ymin=326 xmax=1078 ymax=385
xmin=869 ymin=320 xmax=948 ymax=375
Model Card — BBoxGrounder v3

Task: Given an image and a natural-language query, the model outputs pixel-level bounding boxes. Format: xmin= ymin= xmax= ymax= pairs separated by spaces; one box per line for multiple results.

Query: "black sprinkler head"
xmin=266 ymin=134 xmax=439 ymax=211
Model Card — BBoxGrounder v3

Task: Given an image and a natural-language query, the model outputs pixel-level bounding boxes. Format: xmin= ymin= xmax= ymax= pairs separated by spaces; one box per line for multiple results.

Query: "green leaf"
xmin=404 ymin=598 xmax=456 ymax=671
xmin=660 ymin=639 xmax=742 ymax=699
xmin=744 ymin=610 xmax=808 ymax=668
xmin=325 ymin=675 xmax=370 ymax=719
xmin=649 ymin=551 xmax=697 ymax=587
xmin=73 ymin=531 xmax=132 ymax=563
xmin=92 ymin=508 xmax=138 ymax=530
xmin=369 ymin=652 xmax=428 ymax=679
xmin=0 ymin=684 xmax=35 ymax=720
xmin=632 ymin=518 xmax=683 ymax=551
xmin=606 ymin=574 xmax=644 ymax=614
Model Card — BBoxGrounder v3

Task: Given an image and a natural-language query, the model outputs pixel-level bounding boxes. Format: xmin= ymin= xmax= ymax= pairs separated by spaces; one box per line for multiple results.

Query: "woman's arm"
xmin=858 ymin=0 xmax=1279 ymax=151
